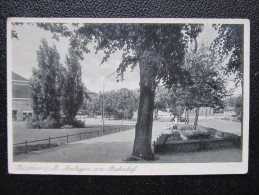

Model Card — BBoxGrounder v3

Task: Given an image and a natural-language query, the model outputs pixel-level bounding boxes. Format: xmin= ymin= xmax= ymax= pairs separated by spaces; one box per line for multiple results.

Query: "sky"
xmin=11 ymin=23 xmax=241 ymax=95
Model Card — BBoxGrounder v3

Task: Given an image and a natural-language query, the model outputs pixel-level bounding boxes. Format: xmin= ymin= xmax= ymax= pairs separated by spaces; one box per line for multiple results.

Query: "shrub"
xmin=26 ymin=116 xmax=85 ymax=129
xmin=179 ymin=125 xmax=216 ymax=140
xmin=61 ymin=117 xmax=85 ymax=128
xmin=69 ymin=119 xmax=85 ymax=128
xmin=183 ymin=130 xmax=214 ymax=140
xmin=26 ymin=116 xmax=60 ymax=129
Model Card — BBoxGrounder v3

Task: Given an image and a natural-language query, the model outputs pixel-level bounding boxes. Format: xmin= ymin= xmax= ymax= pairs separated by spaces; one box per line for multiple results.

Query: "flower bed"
xmin=179 ymin=125 xmax=216 ymax=140
xmin=154 ymin=124 xmax=241 ymax=153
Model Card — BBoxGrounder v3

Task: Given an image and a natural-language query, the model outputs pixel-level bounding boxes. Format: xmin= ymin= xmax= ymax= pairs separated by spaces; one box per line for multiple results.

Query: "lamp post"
xmin=102 ymin=71 xmax=117 ymax=134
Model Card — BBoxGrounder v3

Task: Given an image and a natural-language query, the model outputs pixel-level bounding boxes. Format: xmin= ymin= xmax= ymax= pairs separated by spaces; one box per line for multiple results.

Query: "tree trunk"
xmin=131 ymin=62 xmax=156 ymax=160
xmin=154 ymin=108 xmax=158 ymax=120
xmin=178 ymin=105 xmax=181 ymax=119
xmin=187 ymin=109 xmax=190 ymax=125
xmin=132 ymin=84 xmax=155 ymax=160
xmin=184 ymin=106 xmax=187 ymax=124
xmin=194 ymin=107 xmax=200 ymax=130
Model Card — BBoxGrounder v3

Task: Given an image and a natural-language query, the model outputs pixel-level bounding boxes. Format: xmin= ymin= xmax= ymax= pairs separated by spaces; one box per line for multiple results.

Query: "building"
xmin=12 ymin=72 xmax=96 ymax=120
xmin=12 ymin=72 xmax=33 ymax=121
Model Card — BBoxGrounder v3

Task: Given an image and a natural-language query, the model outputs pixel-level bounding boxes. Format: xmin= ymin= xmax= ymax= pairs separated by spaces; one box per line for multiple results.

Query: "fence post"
xmin=49 ymin=137 xmax=51 ymax=148
xmin=25 ymin=140 xmax=27 ymax=153
xmin=67 ymin=134 xmax=68 ymax=143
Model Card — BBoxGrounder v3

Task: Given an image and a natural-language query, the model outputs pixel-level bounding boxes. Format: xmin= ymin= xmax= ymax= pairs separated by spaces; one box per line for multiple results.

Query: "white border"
xmin=7 ymin=18 xmax=250 ymax=175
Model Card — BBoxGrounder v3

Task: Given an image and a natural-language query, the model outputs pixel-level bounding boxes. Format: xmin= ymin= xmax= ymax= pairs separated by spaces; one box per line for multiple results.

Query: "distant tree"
xmin=113 ymin=88 xmax=139 ymax=120
xmin=224 ymin=95 xmax=243 ymax=118
xmin=154 ymin=86 xmax=170 ymax=120
xmin=62 ymin=47 xmax=85 ymax=124
xmin=167 ymin=85 xmax=191 ymax=123
xmin=234 ymin=96 xmax=242 ymax=119
xmin=86 ymin=93 xmax=102 ymax=116
xmin=30 ymin=39 xmax=64 ymax=127
xmin=85 ymin=88 xmax=138 ymax=120
xmin=184 ymin=45 xmax=227 ymax=129
xmin=103 ymin=90 xmax=117 ymax=119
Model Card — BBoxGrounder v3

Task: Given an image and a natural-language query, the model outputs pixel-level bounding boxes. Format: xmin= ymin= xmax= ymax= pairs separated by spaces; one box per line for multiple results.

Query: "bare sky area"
xmin=11 ymin=23 xmax=241 ymax=95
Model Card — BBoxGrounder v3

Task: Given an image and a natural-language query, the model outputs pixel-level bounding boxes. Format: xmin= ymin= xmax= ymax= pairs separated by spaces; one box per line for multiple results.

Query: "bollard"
xmin=49 ymin=137 xmax=51 ymax=148
xmin=67 ymin=134 xmax=69 ymax=143
xmin=80 ymin=133 xmax=81 ymax=140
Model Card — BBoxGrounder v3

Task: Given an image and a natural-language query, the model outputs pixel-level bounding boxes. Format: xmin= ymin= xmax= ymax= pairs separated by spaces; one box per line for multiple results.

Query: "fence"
xmin=13 ymin=125 xmax=135 ymax=155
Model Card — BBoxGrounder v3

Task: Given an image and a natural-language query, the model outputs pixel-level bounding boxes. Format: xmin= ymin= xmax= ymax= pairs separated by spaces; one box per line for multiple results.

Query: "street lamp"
xmin=102 ymin=71 xmax=117 ymax=134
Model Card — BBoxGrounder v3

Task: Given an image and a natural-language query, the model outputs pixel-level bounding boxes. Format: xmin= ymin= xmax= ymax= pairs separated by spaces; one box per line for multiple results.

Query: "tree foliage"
xmin=224 ymin=95 xmax=243 ymax=117
xmin=30 ymin=39 xmax=85 ymax=128
xmin=33 ymin=22 xmax=203 ymax=159
xmin=30 ymin=39 xmax=64 ymax=127
xmin=86 ymin=88 xmax=138 ymax=120
xmin=154 ymin=86 xmax=170 ymax=119
xmin=73 ymin=23 xmax=203 ymax=159
xmin=62 ymin=47 xmax=84 ymax=124
xmin=184 ymin=45 xmax=227 ymax=109
xmin=212 ymin=24 xmax=244 ymax=82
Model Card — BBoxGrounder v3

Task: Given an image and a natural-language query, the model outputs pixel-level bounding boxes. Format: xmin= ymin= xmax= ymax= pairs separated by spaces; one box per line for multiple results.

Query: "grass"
xmin=12 ymin=121 xmax=133 ymax=144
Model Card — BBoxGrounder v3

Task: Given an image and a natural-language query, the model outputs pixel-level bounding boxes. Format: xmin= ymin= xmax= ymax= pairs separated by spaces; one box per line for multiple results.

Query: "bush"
xmin=26 ymin=116 xmax=60 ymax=129
xmin=186 ymin=131 xmax=213 ymax=140
xmin=26 ymin=116 xmax=85 ymax=129
xmin=69 ymin=119 xmax=85 ymax=128
xmin=179 ymin=125 xmax=215 ymax=140
xmin=61 ymin=117 xmax=85 ymax=128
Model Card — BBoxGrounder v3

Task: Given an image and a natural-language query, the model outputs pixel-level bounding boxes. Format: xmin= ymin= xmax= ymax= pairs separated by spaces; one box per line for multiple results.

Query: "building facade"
xmin=12 ymin=72 xmax=33 ymax=121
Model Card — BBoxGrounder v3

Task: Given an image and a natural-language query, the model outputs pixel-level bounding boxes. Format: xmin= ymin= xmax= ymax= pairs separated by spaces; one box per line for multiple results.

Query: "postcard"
xmin=7 ymin=18 xmax=249 ymax=175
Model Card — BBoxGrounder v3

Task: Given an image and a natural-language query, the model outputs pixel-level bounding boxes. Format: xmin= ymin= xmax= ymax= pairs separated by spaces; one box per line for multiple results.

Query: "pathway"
xmin=13 ymin=120 xmax=242 ymax=163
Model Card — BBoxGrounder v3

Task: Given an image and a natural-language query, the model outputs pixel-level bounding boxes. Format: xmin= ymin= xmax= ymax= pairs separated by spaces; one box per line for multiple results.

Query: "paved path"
xmin=198 ymin=119 xmax=241 ymax=136
xmin=14 ymin=121 xmax=171 ymax=162
xmin=14 ymin=120 xmax=242 ymax=163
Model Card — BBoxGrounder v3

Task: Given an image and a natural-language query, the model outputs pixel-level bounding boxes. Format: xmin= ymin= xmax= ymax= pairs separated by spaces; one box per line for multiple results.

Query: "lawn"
xmin=12 ymin=121 xmax=133 ymax=144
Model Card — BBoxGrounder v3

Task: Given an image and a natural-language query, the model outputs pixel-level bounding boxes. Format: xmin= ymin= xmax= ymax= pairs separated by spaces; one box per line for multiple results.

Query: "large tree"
xmin=36 ymin=22 xmax=202 ymax=160
xmin=62 ymin=47 xmax=85 ymax=124
xmin=184 ymin=45 xmax=227 ymax=129
xmin=74 ymin=23 xmax=202 ymax=159
xmin=31 ymin=39 xmax=64 ymax=127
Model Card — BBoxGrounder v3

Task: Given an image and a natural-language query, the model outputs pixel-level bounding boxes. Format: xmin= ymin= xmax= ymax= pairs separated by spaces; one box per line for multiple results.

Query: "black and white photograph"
xmin=7 ymin=18 xmax=249 ymax=175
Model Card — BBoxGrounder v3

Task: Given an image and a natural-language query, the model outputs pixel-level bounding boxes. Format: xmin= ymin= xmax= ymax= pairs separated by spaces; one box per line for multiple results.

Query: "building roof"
xmin=12 ymin=72 xmax=97 ymax=100
xmin=84 ymin=88 xmax=97 ymax=100
xmin=12 ymin=72 xmax=32 ymax=99
xmin=12 ymin=72 xmax=29 ymax=82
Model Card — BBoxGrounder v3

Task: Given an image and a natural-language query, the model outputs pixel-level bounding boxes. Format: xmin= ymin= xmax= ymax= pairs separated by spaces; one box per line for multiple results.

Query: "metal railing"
xmin=13 ymin=125 xmax=135 ymax=154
